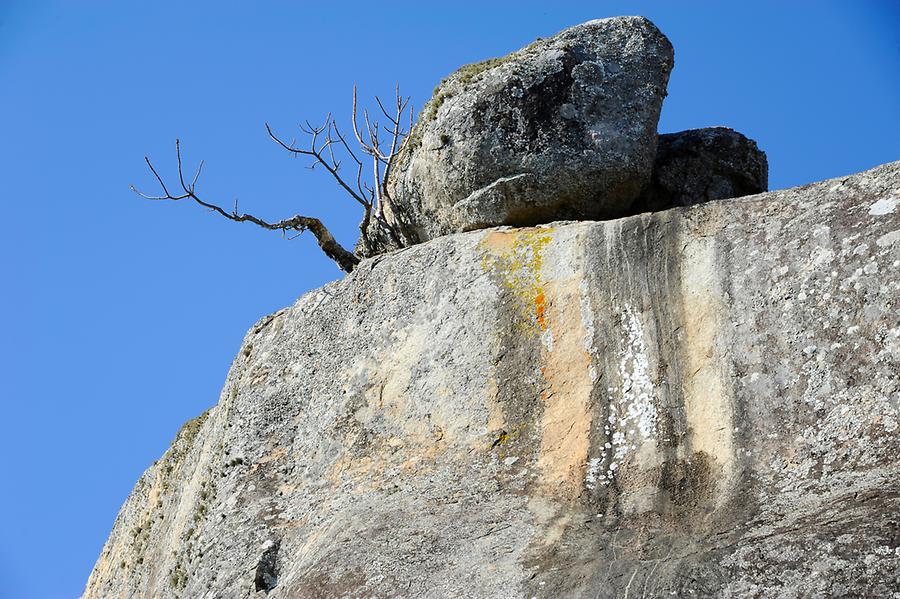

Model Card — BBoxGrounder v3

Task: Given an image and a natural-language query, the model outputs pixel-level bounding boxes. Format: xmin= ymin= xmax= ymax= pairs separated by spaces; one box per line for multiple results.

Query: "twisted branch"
xmin=132 ymin=86 xmax=413 ymax=274
xmin=132 ymin=140 xmax=360 ymax=273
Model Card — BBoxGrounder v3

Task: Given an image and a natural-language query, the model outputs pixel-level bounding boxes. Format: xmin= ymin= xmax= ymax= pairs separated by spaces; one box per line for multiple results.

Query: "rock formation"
xmin=361 ymin=19 xmax=768 ymax=259
xmin=634 ymin=127 xmax=768 ymax=213
xmin=86 ymin=15 xmax=898 ymax=599
xmin=363 ymin=16 xmax=676 ymax=254
xmin=84 ymin=161 xmax=900 ymax=598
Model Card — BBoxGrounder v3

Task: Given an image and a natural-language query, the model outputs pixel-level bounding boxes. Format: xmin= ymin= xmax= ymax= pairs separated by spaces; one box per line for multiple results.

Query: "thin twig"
xmin=132 ymin=142 xmax=360 ymax=273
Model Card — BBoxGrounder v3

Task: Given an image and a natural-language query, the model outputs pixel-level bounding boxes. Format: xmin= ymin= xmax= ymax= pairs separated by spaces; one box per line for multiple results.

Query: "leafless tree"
xmin=132 ymin=86 xmax=414 ymax=273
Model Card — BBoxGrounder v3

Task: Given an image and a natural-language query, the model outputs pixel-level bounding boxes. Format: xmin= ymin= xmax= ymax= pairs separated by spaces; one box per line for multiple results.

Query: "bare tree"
xmin=132 ymin=86 xmax=414 ymax=273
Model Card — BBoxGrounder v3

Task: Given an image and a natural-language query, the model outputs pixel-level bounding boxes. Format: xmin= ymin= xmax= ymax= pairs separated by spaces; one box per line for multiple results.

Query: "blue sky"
xmin=1 ymin=1 xmax=897 ymax=597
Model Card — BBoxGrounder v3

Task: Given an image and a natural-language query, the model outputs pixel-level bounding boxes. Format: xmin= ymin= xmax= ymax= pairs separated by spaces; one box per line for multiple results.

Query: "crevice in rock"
xmin=253 ymin=540 xmax=280 ymax=593
xmin=451 ymin=172 xmax=536 ymax=209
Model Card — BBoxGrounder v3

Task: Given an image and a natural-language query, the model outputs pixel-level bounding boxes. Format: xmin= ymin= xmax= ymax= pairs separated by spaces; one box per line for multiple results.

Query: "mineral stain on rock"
xmin=534 ymin=273 xmax=594 ymax=500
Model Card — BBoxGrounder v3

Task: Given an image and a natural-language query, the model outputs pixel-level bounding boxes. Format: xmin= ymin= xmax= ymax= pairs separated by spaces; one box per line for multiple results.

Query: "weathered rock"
xmin=85 ymin=162 xmax=900 ymax=598
xmin=634 ymin=127 xmax=768 ymax=212
xmin=367 ymin=16 xmax=674 ymax=254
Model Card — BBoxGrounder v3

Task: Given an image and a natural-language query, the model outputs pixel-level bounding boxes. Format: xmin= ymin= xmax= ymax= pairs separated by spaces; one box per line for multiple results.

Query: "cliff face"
xmin=85 ymin=162 xmax=900 ymax=598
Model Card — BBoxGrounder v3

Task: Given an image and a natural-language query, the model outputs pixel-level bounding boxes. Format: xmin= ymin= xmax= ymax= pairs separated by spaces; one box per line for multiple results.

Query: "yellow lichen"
xmin=479 ymin=228 xmax=554 ymax=334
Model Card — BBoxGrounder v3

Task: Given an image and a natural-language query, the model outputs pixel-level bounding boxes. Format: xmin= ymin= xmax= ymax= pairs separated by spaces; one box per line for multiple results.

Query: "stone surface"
xmin=85 ymin=162 xmax=900 ymax=598
xmin=369 ymin=16 xmax=674 ymax=254
xmin=634 ymin=127 xmax=768 ymax=213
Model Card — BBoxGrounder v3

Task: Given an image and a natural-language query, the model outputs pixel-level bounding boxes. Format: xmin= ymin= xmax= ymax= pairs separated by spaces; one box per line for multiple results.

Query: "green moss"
xmin=407 ymin=55 xmax=514 ymax=150
xmin=490 ymin=431 xmax=509 ymax=450
xmin=158 ymin=409 xmax=211 ymax=493
xmin=174 ymin=410 xmax=210 ymax=448
xmin=405 ymin=36 xmax=546 ymax=155
xmin=429 ymin=57 xmax=503 ymax=118
xmin=190 ymin=470 xmax=216 ymax=525
xmin=168 ymin=562 xmax=188 ymax=590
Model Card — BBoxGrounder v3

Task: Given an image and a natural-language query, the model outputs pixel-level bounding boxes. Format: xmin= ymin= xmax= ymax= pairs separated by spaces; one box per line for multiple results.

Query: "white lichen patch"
xmin=876 ymin=230 xmax=900 ymax=248
xmin=783 ymin=247 xmax=899 ymax=486
xmin=618 ymin=308 xmax=659 ymax=439
xmin=589 ymin=306 xmax=659 ymax=487
xmin=584 ymin=457 xmax=603 ymax=489
xmin=868 ymin=196 xmax=898 ymax=216
xmin=540 ymin=328 xmax=554 ymax=352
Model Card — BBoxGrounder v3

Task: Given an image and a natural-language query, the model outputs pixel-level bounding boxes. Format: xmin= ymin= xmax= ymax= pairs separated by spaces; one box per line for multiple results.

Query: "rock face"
xmin=375 ymin=16 xmax=674 ymax=250
xmin=634 ymin=127 xmax=768 ymax=212
xmin=85 ymin=162 xmax=900 ymax=598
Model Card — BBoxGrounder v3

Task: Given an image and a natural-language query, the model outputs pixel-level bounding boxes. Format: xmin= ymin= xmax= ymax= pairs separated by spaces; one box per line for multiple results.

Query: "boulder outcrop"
xmin=85 ymin=161 xmax=900 ymax=598
xmin=370 ymin=16 xmax=675 ymax=252
xmin=635 ymin=127 xmax=768 ymax=212
xmin=361 ymin=19 xmax=768 ymax=258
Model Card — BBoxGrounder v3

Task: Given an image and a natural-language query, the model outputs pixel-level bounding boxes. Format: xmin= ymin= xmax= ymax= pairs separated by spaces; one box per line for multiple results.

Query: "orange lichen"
xmin=534 ymin=291 xmax=547 ymax=331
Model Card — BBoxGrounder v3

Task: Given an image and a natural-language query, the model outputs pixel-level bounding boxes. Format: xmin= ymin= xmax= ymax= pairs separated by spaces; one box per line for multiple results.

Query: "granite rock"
xmin=635 ymin=127 xmax=768 ymax=212
xmin=85 ymin=162 xmax=900 ymax=598
xmin=365 ymin=17 xmax=674 ymax=254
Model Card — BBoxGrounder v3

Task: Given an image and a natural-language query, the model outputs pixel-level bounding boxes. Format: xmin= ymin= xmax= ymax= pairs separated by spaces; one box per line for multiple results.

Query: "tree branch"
xmin=134 ymin=86 xmax=416 ymax=271
xmin=131 ymin=140 xmax=360 ymax=273
xmin=265 ymin=122 xmax=371 ymax=210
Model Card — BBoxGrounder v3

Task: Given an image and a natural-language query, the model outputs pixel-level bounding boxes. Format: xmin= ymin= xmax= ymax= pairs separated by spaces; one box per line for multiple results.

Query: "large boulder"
xmin=370 ymin=16 xmax=674 ymax=253
xmin=85 ymin=162 xmax=900 ymax=598
xmin=634 ymin=127 xmax=768 ymax=212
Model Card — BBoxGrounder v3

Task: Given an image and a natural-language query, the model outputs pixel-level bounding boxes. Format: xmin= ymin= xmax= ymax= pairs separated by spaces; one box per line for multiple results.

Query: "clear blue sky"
xmin=1 ymin=2 xmax=897 ymax=597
